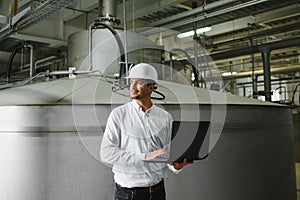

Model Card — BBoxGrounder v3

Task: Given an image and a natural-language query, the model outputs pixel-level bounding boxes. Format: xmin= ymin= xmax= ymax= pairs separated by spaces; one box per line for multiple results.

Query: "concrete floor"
xmin=297 ymin=163 xmax=300 ymax=200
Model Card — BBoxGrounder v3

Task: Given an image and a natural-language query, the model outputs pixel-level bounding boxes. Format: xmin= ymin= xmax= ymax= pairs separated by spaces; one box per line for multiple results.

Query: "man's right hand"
xmin=145 ymin=149 xmax=169 ymax=160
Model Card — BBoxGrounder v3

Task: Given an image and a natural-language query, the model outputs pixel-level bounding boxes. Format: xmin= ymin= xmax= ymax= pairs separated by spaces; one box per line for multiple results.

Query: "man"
xmin=100 ymin=63 xmax=193 ymax=200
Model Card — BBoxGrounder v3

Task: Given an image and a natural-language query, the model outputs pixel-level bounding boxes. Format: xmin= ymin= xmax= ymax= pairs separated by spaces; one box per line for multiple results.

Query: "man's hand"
xmin=171 ymin=159 xmax=194 ymax=170
xmin=145 ymin=149 xmax=169 ymax=160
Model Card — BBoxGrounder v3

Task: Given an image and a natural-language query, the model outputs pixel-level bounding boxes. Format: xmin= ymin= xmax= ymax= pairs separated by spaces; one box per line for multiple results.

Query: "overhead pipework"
xmin=0 ymin=0 xmax=74 ymax=41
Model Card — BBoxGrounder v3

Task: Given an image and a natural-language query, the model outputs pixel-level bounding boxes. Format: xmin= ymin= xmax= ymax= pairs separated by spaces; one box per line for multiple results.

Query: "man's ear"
xmin=148 ymin=83 xmax=156 ymax=91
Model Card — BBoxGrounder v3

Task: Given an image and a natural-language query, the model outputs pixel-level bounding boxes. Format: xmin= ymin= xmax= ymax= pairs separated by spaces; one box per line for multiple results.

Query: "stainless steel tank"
xmin=67 ymin=28 xmax=163 ymax=74
xmin=0 ymin=75 xmax=296 ymax=200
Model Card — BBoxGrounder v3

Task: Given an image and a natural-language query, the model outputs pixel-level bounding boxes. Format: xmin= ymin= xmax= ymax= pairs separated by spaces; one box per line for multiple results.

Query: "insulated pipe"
xmin=261 ymin=49 xmax=272 ymax=102
xmin=6 ymin=43 xmax=34 ymax=82
xmin=92 ymin=22 xmax=126 ymax=83
xmin=6 ymin=44 xmax=23 ymax=82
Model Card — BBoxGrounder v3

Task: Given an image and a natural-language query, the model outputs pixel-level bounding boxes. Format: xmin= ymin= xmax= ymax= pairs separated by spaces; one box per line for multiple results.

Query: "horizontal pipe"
xmin=164 ymin=0 xmax=268 ymax=29
xmin=208 ymin=22 xmax=300 ymax=49
xmin=221 ymin=64 xmax=300 ymax=80
xmin=209 ymin=37 xmax=300 ymax=60
xmin=148 ymin=0 xmax=239 ymax=27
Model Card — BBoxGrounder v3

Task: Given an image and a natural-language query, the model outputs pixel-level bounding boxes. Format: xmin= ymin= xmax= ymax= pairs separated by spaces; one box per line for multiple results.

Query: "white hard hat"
xmin=125 ymin=63 xmax=158 ymax=84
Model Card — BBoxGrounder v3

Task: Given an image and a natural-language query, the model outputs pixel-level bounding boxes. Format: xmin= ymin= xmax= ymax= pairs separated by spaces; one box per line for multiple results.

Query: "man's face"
xmin=129 ymin=78 xmax=154 ymax=99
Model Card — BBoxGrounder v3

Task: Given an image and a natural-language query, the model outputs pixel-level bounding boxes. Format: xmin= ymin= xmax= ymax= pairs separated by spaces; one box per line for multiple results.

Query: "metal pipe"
xmin=170 ymin=52 xmax=173 ymax=82
xmin=6 ymin=44 xmax=23 ymax=82
xmin=164 ymin=0 xmax=268 ymax=29
xmin=261 ymin=49 xmax=272 ymax=101
xmin=98 ymin=0 xmax=119 ymax=26
xmin=27 ymin=44 xmax=34 ymax=78
xmin=98 ymin=0 xmax=103 ymax=17
xmin=132 ymin=0 xmax=135 ymax=31
xmin=101 ymin=0 xmax=116 ymax=18
xmin=192 ymin=1 xmax=198 ymax=87
xmin=34 ymin=56 xmax=57 ymax=72
xmin=148 ymin=0 xmax=239 ymax=27
xmin=88 ymin=22 xmax=94 ymax=71
xmin=209 ymin=37 xmax=300 ymax=60
xmin=92 ymin=22 xmax=126 ymax=84
xmin=221 ymin=64 xmax=300 ymax=80
xmin=209 ymin=22 xmax=300 ymax=50
xmin=123 ymin=0 xmax=128 ymax=81
xmin=10 ymin=0 xmax=18 ymax=16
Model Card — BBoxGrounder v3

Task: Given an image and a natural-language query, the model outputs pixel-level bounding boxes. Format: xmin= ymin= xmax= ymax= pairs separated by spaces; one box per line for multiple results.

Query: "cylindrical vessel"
xmin=67 ymin=29 xmax=162 ymax=75
xmin=0 ymin=77 xmax=296 ymax=200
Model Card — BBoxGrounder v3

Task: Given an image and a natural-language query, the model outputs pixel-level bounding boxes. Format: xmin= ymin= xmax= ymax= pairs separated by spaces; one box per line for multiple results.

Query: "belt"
xmin=116 ymin=179 xmax=164 ymax=193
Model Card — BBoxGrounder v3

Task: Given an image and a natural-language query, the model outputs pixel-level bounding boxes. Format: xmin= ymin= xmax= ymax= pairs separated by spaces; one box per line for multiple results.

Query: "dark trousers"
xmin=115 ymin=180 xmax=166 ymax=200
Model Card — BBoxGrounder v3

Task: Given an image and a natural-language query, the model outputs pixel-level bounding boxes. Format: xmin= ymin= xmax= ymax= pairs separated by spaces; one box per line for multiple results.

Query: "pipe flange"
xmin=95 ymin=17 xmax=120 ymax=26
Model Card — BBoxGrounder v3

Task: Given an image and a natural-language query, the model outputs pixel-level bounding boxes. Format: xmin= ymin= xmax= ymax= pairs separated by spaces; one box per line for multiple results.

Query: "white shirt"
xmin=100 ymin=100 xmax=175 ymax=188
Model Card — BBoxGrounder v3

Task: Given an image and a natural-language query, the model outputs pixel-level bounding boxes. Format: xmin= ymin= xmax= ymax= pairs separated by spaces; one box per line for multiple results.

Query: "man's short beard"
xmin=131 ymin=95 xmax=141 ymax=99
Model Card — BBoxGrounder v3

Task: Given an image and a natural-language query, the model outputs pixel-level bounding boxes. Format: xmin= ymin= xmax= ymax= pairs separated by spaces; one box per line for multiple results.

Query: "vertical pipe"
xmin=250 ymin=39 xmax=258 ymax=99
xmin=99 ymin=0 xmax=117 ymax=26
xmin=98 ymin=0 xmax=103 ymax=17
xmin=253 ymin=75 xmax=258 ymax=98
xmin=28 ymin=44 xmax=34 ymax=78
xmin=10 ymin=0 xmax=18 ymax=16
xmin=132 ymin=0 xmax=135 ymax=31
xmin=192 ymin=1 xmax=198 ymax=87
xmin=123 ymin=0 xmax=128 ymax=81
xmin=88 ymin=23 xmax=94 ymax=71
xmin=103 ymin=0 xmax=115 ymax=18
xmin=170 ymin=52 xmax=173 ymax=82
xmin=261 ymin=49 xmax=272 ymax=101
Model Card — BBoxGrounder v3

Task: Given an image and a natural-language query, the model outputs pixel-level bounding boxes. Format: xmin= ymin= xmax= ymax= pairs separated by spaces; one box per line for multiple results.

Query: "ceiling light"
xmin=221 ymin=71 xmax=237 ymax=76
xmin=177 ymin=27 xmax=212 ymax=38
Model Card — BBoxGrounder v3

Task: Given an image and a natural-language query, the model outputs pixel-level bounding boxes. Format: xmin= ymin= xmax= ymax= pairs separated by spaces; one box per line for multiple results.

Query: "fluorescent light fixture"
xmin=221 ymin=71 xmax=237 ymax=76
xmin=177 ymin=27 xmax=212 ymax=38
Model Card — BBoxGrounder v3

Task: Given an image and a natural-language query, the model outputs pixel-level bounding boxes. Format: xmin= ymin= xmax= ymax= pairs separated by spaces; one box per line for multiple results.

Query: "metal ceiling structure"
xmin=0 ymin=0 xmax=299 ymax=101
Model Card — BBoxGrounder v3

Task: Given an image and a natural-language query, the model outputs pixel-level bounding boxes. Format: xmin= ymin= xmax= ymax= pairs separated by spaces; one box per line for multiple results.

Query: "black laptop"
xmin=144 ymin=121 xmax=210 ymax=163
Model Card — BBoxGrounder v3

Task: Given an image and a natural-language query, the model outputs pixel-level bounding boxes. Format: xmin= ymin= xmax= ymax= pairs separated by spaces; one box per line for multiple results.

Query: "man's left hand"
xmin=171 ymin=159 xmax=194 ymax=170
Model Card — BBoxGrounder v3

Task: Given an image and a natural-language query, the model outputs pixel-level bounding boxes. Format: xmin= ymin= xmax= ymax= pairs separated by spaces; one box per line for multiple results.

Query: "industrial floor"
xmin=297 ymin=163 xmax=300 ymax=200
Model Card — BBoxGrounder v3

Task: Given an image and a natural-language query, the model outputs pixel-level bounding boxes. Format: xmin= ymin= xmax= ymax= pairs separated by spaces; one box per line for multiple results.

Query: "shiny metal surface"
xmin=67 ymin=29 xmax=161 ymax=75
xmin=0 ymin=77 xmax=296 ymax=200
